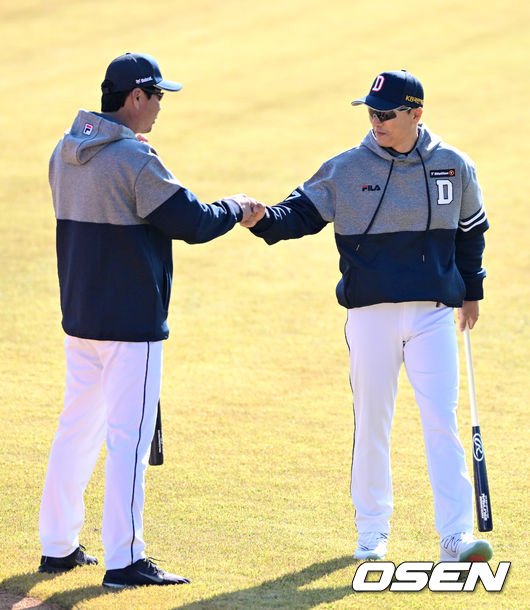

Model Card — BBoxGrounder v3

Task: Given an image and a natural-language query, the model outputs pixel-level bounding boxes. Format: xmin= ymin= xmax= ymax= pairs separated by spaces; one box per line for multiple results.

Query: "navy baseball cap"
xmin=351 ymin=70 xmax=424 ymax=110
xmin=101 ymin=53 xmax=182 ymax=94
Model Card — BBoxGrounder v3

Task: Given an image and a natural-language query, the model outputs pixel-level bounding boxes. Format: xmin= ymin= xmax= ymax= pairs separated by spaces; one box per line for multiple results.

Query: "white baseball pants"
xmin=39 ymin=336 xmax=162 ymax=569
xmin=345 ymin=302 xmax=473 ymax=538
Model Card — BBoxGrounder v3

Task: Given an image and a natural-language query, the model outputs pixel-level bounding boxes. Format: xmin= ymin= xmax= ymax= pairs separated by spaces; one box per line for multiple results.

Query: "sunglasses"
xmin=367 ymin=106 xmax=411 ymax=123
xmin=141 ymin=87 xmax=164 ymax=99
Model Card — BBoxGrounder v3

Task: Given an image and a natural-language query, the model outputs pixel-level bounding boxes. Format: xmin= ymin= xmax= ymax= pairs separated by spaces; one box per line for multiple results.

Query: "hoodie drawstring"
xmin=356 ymin=150 xmax=432 ymax=263
xmin=417 ymin=149 xmax=432 ymax=263
xmin=356 ymin=160 xmax=395 ymax=252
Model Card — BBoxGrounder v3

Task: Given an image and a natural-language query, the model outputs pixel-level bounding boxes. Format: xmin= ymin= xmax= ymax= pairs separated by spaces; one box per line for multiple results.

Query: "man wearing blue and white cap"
xmin=245 ymin=70 xmax=493 ymax=563
xmin=38 ymin=53 xmax=265 ymax=588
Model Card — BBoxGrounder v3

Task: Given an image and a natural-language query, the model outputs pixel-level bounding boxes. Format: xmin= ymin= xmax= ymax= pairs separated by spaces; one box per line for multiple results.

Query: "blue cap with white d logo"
xmin=351 ymin=70 xmax=424 ymax=110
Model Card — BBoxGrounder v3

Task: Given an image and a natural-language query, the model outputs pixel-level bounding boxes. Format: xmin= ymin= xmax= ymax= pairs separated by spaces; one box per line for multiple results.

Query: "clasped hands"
xmin=229 ymin=194 xmax=266 ymax=228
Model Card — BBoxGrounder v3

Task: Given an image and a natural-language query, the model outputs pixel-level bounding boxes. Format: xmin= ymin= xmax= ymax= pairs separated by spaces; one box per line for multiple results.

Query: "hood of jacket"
xmin=60 ymin=110 xmax=136 ymax=166
xmin=360 ymin=123 xmax=443 ymax=163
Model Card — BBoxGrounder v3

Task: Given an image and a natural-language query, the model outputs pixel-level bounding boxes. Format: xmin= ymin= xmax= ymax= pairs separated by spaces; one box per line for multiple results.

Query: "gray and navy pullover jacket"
xmin=251 ymin=124 xmax=488 ymax=309
xmin=50 ymin=110 xmax=243 ymax=341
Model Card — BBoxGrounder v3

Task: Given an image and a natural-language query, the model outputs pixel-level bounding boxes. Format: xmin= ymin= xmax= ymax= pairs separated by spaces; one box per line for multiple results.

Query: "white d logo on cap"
xmin=372 ymin=75 xmax=385 ymax=92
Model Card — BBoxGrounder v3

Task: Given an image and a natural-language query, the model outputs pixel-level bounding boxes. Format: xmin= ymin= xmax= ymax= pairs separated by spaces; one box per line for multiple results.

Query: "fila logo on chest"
xmin=362 ymin=184 xmax=381 ymax=192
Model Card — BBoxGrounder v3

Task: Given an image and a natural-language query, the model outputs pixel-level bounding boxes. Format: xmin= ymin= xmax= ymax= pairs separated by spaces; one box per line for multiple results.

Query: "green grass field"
xmin=1 ymin=0 xmax=529 ymax=608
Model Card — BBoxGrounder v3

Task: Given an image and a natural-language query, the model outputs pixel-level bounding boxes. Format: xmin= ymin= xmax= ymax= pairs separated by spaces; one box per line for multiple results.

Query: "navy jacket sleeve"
xmin=250 ymin=190 xmax=328 ymax=244
xmin=454 ymin=224 xmax=488 ymax=301
xmin=145 ymin=187 xmax=242 ymax=244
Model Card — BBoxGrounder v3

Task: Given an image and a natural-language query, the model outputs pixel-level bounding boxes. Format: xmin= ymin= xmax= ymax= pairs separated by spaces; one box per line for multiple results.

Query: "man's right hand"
xmin=228 ymin=194 xmax=266 ymax=228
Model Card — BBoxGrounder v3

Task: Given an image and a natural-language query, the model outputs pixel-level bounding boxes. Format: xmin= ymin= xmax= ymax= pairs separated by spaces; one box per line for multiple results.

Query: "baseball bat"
xmin=149 ymin=400 xmax=164 ymax=466
xmin=463 ymin=325 xmax=493 ymax=532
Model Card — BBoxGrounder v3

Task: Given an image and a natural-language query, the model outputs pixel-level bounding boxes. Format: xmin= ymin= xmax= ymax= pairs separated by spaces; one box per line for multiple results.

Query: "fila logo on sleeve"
xmin=83 ymin=123 xmax=93 ymax=136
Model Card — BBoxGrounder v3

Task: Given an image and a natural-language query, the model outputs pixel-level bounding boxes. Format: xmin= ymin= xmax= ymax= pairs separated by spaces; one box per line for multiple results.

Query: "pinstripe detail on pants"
xmin=129 ymin=341 xmax=150 ymax=564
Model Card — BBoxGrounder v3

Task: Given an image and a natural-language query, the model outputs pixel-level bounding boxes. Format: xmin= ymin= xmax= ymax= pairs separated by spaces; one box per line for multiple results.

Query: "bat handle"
xmin=463 ymin=325 xmax=480 ymax=427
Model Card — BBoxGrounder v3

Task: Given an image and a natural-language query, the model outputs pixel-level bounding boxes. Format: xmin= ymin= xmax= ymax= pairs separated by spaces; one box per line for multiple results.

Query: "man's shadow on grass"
xmin=0 ymin=554 xmax=357 ymax=609
xmin=174 ymin=554 xmax=357 ymax=610
xmin=0 ymin=571 xmax=113 ymax=608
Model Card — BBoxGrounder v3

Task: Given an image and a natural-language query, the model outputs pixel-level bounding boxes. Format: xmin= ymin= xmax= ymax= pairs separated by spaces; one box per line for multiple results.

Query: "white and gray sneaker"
xmin=354 ymin=532 xmax=389 ymax=560
xmin=440 ymin=532 xmax=493 ymax=562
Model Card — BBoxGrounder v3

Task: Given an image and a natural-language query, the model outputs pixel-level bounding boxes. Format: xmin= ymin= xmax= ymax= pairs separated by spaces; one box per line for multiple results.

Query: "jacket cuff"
xmin=464 ymin=276 xmax=485 ymax=301
xmin=222 ymin=198 xmax=244 ymax=222
xmin=250 ymin=209 xmax=273 ymax=234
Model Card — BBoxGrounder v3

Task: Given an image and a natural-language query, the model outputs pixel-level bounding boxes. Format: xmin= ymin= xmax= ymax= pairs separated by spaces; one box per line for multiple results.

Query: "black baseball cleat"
xmin=102 ymin=557 xmax=190 ymax=589
xmin=38 ymin=545 xmax=98 ymax=573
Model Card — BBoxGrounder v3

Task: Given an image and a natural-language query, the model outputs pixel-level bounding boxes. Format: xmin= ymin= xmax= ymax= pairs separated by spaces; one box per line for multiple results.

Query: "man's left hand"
xmin=457 ymin=300 xmax=479 ymax=331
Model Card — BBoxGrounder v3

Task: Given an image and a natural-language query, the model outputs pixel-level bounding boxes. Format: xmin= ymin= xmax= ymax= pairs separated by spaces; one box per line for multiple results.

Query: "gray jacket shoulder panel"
xmin=50 ymin=111 xmax=181 ymax=226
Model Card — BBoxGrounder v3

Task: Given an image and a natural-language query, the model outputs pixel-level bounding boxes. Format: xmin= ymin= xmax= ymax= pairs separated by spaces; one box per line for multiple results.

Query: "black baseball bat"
xmin=471 ymin=425 xmax=492 ymax=531
xmin=149 ymin=400 xmax=164 ymax=466
xmin=464 ymin=327 xmax=493 ymax=531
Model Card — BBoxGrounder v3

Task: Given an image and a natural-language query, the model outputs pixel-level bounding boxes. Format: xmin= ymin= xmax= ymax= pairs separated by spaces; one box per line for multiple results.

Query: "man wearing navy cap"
xmin=38 ymin=52 xmax=265 ymax=588
xmin=245 ymin=70 xmax=493 ymax=563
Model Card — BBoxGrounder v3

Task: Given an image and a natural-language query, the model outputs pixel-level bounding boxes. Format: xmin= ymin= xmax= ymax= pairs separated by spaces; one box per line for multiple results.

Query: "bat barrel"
xmin=472 ymin=425 xmax=493 ymax=531
xmin=149 ymin=401 xmax=164 ymax=466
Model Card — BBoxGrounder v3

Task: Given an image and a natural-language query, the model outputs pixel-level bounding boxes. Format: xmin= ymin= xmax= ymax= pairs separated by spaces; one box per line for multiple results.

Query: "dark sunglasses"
xmin=141 ymin=87 xmax=164 ymax=99
xmin=367 ymin=106 xmax=411 ymax=122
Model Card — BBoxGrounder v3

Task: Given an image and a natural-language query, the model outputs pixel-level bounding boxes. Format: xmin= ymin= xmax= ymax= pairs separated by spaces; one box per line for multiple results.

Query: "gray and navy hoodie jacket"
xmin=50 ymin=110 xmax=243 ymax=342
xmin=251 ymin=124 xmax=488 ymax=309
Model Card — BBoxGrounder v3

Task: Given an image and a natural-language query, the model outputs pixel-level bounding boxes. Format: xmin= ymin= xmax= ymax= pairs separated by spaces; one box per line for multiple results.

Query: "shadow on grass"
xmin=0 ymin=571 xmax=115 ymax=608
xmin=174 ymin=554 xmax=357 ymax=610
xmin=0 ymin=555 xmax=357 ymax=609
